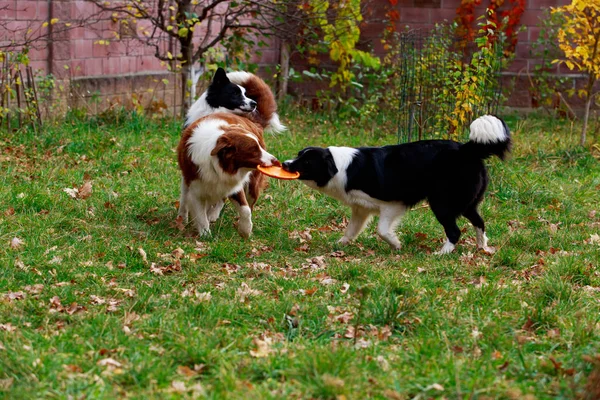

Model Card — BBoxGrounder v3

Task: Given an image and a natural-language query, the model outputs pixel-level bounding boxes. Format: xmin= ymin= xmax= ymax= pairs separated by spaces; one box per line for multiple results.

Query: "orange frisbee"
xmin=257 ymin=165 xmax=300 ymax=180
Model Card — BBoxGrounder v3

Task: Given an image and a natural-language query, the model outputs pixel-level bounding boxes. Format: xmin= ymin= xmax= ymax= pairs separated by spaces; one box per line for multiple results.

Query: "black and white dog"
xmin=282 ymin=115 xmax=511 ymax=254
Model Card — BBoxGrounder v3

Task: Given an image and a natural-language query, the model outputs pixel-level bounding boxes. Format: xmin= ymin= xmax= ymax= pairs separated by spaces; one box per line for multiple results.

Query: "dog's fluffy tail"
xmin=461 ymin=115 xmax=511 ymax=160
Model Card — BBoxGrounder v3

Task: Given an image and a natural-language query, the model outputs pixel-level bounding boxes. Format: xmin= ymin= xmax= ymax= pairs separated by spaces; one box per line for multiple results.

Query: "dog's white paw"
xmin=197 ymin=226 xmax=211 ymax=237
xmin=479 ymin=246 xmax=496 ymax=254
xmin=435 ymin=241 xmax=455 ymax=255
xmin=388 ymin=241 xmax=402 ymax=251
xmin=338 ymin=237 xmax=352 ymax=245
xmin=238 ymin=218 xmax=253 ymax=239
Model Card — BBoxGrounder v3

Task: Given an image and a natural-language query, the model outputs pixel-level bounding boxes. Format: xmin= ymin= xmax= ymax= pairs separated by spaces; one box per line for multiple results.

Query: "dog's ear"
xmin=211 ymin=67 xmax=229 ymax=87
xmin=326 ymin=153 xmax=338 ymax=178
xmin=211 ymin=135 xmax=234 ymax=156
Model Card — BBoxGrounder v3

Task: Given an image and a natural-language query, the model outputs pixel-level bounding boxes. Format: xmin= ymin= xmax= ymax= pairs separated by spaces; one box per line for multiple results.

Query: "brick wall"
xmin=0 ymin=0 xmax=585 ymax=112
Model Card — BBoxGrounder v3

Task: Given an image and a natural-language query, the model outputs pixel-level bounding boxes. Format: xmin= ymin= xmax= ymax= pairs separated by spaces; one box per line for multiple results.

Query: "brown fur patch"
xmin=235 ymin=75 xmax=277 ymax=129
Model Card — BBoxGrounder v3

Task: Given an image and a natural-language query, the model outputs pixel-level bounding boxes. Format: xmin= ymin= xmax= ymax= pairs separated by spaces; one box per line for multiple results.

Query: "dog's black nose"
xmin=249 ymin=100 xmax=257 ymax=109
xmin=282 ymin=161 xmax=292 ymax=171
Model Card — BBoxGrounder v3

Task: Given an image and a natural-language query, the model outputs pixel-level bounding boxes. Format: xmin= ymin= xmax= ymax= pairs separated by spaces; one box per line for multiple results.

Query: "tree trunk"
xmin=180 ymin=67 xmax=189 ymax=119
xmin=581 ymin=94 xmax=592 ymax=146
xmin=278 ymin=40 xmax=290 ymax=102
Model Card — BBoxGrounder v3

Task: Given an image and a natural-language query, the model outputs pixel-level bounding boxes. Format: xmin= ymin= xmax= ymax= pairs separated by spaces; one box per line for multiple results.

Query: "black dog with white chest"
xmin=282 ymin=115 xmax=511 ymax=254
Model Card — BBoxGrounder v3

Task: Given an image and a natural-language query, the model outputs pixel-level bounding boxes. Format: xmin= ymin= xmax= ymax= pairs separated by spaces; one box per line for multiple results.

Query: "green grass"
xmin=1 ymin=109 xmax=600 ymax=399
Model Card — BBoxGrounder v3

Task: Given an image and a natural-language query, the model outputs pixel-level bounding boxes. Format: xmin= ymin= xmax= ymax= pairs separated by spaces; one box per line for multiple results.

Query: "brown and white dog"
xmin=177 ymin=68 xmax=285 ymax=237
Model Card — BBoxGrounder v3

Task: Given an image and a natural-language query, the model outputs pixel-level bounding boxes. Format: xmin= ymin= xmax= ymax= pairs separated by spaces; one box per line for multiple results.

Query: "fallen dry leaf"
xmin=171 ymin=380 xmax=187 ymax=393
xmin=177 ymin=365 xmax=197 ymax=377
xmin=138 ymin=248 xmax=147 ymax=264
xmin=3 ymin=291 xmax=25 ymax=302
xmin=289 ymin=228 xmax=312 ymax=243
xmin=250 ymin=336 xmax=273 ymax=358
xmin=340 ymin=282 xmax=350 ymax=294
xmin=63 ymin=181 xmax=93 ymax=200
xmin=78 ymin=181 xmax=93 ymax=199
xmin=9 ymin=237 xmax=24 ymax=250
xmin=149 ymin=260 xmax=181 ymax=275
xmin=0 ymin=323 xmax=16 ymax=332
xmin=585 ymin=234 xmax=600 ymax=245
xmin=97 ymin=358 xmax=122 ymax=368
xmin=222 ymin=263 xmax=241 ymax=274
xmin=236 ymin=282 xmax=263 ymax=303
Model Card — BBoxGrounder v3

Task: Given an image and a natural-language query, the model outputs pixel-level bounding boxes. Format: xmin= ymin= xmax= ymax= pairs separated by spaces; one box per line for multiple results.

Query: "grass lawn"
xmin=1 ymin=108 xmax=600 ymax=399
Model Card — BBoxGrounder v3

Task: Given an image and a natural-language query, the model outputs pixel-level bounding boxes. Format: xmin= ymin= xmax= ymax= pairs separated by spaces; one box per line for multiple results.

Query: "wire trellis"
xmin=396 ymin=28 xmax=504 ymax=144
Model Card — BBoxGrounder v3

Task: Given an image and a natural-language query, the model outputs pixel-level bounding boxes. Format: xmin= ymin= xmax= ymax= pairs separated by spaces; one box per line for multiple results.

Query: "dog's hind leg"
xmin=463 ymin=207 xmax=495 ymax=253
xmin=377 ymin=204 xmax=406 ymax=250
xmin=178 ymin=178 xmax=189 ymax=223
xmin=230 ymin=190 xmax=252 ymax=238
xmin=339 ymin=206 xmax=372 ymax=245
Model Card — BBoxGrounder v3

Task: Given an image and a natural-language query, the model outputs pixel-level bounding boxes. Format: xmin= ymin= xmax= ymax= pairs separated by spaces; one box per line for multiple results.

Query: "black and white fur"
xmin=282 ymin=115 xmax=511 ymax=254
xmin=185 ymin=69 xmax=285 ymax=133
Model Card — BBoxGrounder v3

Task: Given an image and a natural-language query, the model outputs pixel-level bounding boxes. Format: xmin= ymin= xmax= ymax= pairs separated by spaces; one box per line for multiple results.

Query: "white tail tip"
xmin=469 ymin=115 xmax=508 ymax=144
xmin=265 ymin=113 xmax=286 ymax=134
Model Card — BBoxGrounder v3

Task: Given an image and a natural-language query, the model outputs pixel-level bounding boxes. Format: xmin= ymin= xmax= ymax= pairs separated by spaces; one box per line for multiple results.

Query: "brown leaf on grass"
xmin=246 ymin=245 xmax=273 ymax=258
xmin=177 ymin=365 xmax=197 ymax=377
xmin=78 ymin=181 xmax=93 ymax=199
xmin=4 ymin=207 xmax=15 ymax=216
xmin=66 ymin=302 xmax=86 ymax=315
xmin=383 ymin=389 xmax=404 ymax=400
xmin=172 ymin=215 xmax=185 ymax=231
xmin=9 ymin=237 xmax=24 ymax=250
xmin=333 ymin=311 xmax=354 ymax=324
xmin=236 ymin=282 xmax=263 ymax=303
xmin=589 ymin=210 xmax=597 ymax=219
xmin=24 ymin=284 xmax=44 ymax=295
xmin=299 ymin=287 xmax=318 ymax=296
xmin=249 ymin=336 xmax=273 ymax=358
xmin=97 ymin=358 xmax=122 ymax=368
xmin=295 ymin=243 xmax=310 ymax=252
xmin=330 ymin=250 xmax=346 ymax=258
xmin=189 ymin=252 xmax=208 ymax=262
xmin=49 ymin=296 xmax=63 ymax=313
xmin=171 ymin=380 xmax=187 ymax=393
xmin=222 ymin=263 xmax=241 ymax=274
xmin=0 ymin=378 xmax=13 ymax=390
xmin=0 ymin=323 xmax=16 ymax=332
xmin=149 ymin=260 xmax=181 ymax=275
xmin=138 ymin=248 xmax=148 ymax=264
xmin=63 ymin=181 xmax=92 ymax=200
xmin=3 ymin=291 xmax=25 ymax=302
xmin=522 ymin=317 xmax=535 ymax=332
xmin=302 ymin=256 xmax=326 ymax=270
xmin=498 ymin=360 xmax=510 ymax=371
xmin=289 ymin=228 xmax=312 ymax=243
xmin=172 ymin=248 xmax=185 ymax=260
xmin=340 ymin=282 xmax=350 ymax=294
xmin=312 ymin=272 xmax=336 ymax=285
xmin=63 ymin=364 xmax=83 ymax=374
xmin=585 ymin=234 xmax=600 ymax=245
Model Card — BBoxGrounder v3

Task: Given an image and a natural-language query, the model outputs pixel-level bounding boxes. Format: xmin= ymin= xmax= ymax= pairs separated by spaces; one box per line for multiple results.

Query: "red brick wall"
xmin=0 ymin=0 xmax=581 ymax=111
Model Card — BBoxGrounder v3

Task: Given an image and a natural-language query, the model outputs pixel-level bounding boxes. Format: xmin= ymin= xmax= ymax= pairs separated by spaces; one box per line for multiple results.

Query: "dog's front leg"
xmin=339 ymin=206 xmax=372 ymax=245
xmin=208 ymin=200 xmax=225 ymax=222
xmin=188 ymin=196 xmax=211 ymax=236
xmin=230 ymin=190 xmax=252 ymax=238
